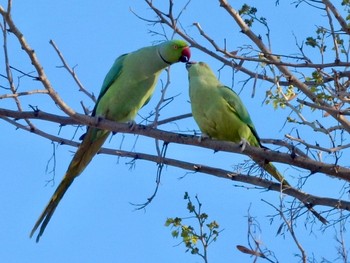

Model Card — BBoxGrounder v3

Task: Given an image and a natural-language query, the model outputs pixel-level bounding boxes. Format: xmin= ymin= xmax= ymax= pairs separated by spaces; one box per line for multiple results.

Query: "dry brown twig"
xmin=49 ymin=40 xmax=96 ymax=103
xmin=0 ymin=3 xmax=88 ymax=122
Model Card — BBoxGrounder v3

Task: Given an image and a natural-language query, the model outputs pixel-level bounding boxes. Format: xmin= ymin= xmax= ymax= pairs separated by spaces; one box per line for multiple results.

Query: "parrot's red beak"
xmin=179 ymin=46 xmax=191 ymax=63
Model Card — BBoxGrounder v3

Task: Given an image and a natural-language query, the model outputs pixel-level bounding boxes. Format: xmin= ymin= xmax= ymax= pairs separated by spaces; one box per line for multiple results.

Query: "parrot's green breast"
xmin=190 ymin=82 xmax=258 ymax=146
xmin=188 ymin=64 xmax=261 ymax=147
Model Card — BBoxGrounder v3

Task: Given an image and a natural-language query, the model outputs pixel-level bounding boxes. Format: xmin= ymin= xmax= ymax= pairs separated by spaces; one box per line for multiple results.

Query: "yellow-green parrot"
xmin=186 ymin=61 xmax=328 ymax=224
xmin=186 ymin=61 xmax=288 ymax=185
xmin=30 ymin=40 xmax=191 ymax=242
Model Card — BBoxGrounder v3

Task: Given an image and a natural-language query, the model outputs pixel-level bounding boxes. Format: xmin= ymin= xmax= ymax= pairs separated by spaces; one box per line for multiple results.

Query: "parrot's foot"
xmin=127 ymin=120 xmax=137 ymax=130
xmin=198 ymin=133 xmax=210 ymax=143
xmin=239 ymin=138 xmax=249 ymax=152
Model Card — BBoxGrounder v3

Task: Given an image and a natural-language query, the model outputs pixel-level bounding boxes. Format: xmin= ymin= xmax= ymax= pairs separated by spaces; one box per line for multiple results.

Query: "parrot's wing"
xmin=219 ymin=85 xmax=263 ymax=146
xmin=91 ymin=53 xmax=127 ymax=116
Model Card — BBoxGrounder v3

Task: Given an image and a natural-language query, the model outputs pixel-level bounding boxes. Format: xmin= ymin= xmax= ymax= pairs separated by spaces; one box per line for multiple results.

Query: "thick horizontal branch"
xmin=1 ymin=108 xmax=350 ymax=182
xmin=104 ymin=150 xmax=350 ymax=212
xmin=2 ymin=114 xmax=350 ymax=213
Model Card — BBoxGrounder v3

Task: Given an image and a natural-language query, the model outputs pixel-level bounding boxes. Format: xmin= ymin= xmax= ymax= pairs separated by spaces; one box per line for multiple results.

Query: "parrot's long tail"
xmin=258 ymin=160 xmax=290 ymax=187
xmin=253 ymin=158 xmax=328 ymax=224
xmin=30 ymin=128 xmax=110 ymax=242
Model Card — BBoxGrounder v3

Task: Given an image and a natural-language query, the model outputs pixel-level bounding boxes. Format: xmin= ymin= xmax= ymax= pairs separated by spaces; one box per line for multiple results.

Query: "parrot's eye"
xmin=173 ymin=44 xmax=178 ymax=50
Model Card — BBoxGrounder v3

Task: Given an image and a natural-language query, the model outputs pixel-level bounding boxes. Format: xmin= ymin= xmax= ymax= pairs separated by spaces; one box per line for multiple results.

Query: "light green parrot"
xmin=30 ymin=40 xmax=191 ymax=242
xmin=186 ymin=61 xmax=288 ymax=185
xmin=186 ymin=61 xmax=328 ymax=224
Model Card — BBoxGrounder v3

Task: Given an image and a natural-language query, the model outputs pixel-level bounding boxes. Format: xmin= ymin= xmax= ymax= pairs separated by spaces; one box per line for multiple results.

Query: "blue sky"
xmin=1 ymin=1 xmax=348 ymax=262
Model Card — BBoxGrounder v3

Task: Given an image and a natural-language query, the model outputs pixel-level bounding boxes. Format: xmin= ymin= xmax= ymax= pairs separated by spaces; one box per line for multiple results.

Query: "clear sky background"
xmin=1 ymin=1 xmax=348 ymax=262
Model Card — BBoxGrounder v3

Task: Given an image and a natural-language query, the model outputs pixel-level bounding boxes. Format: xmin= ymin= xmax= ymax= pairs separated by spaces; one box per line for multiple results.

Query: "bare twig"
xmin=150 ymin=68 xmax=172 ymax=128
xmin=151 ymin=112 xmax=192 ymax=126
xmin=263 ymin=200 xmax=307 ymax=263
xmin=49 ymin=40 xmax=96 ymax=103
xmin=324 ymin=6 xmax=340 ymax=62
xmin=285 ymin=134 xmax=350 ymax=154
xmin=237 ymin=207 xmax=276 ymax=262
xmin=0 ymin=5 xmax=78 ymax=118
xmin=0 ymin=13 xmax=35 ymax=130
xmin=0 ymin=89 xmax=48 ymax=99
xmin=296 ymin=98 xmax=350 ymax=116
xmin=335 ymin=212 xmax=348 ymax=262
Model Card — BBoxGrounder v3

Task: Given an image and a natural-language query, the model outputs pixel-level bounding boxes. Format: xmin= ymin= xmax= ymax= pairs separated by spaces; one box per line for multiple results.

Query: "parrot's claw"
xmin=239 ymin=138 xmax=249 ymax=152
xmin=127 ymin=120 xmax=137 ymax=131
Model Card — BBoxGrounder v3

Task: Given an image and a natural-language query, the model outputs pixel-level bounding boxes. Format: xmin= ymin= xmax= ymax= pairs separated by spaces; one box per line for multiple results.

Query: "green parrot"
xmin=186 ymin=61 xmax=328 ymax=224
xmin=30 ymin=40 xmax=191 ymax=242
xmin=186 ymin=61 xmax=288 ymax=185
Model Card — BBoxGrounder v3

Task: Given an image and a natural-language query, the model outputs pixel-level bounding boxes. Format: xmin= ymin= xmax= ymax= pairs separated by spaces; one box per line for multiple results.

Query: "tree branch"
xmin=0 ymin=5 xmax=79 ymax=118
xmin=322 ymin=0 xmax=350 ymax=34
xmin=218 ymin=0 xmax=350 ymax=133
xmin=49 ymin=39 xmax=96 ymax=103
xmin=1 ymin=108 xmax=350 ymax=182
xmin=2 ymin=114 xmax=350 ymax=214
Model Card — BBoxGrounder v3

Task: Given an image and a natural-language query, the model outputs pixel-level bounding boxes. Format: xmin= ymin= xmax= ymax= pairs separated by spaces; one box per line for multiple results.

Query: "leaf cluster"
xmin=165 ymin=192 xmax=221 ymax=262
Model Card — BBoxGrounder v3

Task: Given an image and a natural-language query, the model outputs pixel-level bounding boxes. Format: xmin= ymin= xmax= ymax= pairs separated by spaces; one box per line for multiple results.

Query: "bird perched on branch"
xmin=186 ymin=61 xmax=327 ymax=224
xmin=186 ymin=61 xmax=288 ymax=185
xmin=30 ymin=40 xmax=191 ymax=242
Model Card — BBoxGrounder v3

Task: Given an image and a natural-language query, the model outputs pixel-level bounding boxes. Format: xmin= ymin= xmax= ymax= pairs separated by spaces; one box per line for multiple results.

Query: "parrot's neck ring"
xmin=158 ymin=51 xmax=172 ymax=65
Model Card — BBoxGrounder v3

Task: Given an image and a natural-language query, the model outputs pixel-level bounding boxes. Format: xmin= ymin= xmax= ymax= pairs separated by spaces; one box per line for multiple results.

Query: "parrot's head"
xmin=186 ymin=61 xmax=214 ymax=78
xmin=158 ymin=40 xmax=191 ymax=64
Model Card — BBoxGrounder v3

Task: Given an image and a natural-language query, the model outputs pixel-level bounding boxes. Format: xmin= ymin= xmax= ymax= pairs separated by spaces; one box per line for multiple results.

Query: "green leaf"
xmin=207 ymin=220 xmax=219 ymax=229
xmin=173 ymin=217 xmax=182 ymax=226
xmin=199 ymin=213 xmax=208 ymax=221
xmin=239 ymin=4 xmax=250 ymax=15
xmin=165 ymin=218 xmax=173 ymax=227
xmin=305 ymin=37 xmax=317 ymax=48
xmin=171 ymin=230 xmax=179 ymax=238
xmin=187 ymin=202 xmax=195 ymax=213
xmin=191 ymin=247 xmax=199 ymax=255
